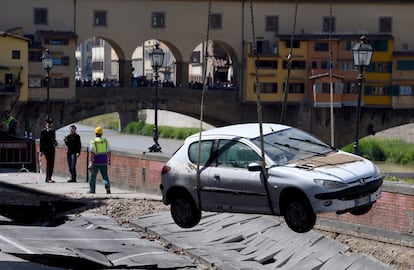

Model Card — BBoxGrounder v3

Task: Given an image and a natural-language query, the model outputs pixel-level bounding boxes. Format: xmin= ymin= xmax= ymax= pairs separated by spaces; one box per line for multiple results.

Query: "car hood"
xmin=274 ymin=152 xmax=375 ymax=182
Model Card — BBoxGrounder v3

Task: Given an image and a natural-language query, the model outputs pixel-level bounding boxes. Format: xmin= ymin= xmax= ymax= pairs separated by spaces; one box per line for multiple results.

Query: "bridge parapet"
xmin=15 ymin=86 xmax=414 ymax=148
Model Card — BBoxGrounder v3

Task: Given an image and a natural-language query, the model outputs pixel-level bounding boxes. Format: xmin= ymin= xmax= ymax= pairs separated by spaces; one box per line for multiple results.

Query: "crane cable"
xmin=280 ymin=0 xmax=299 ymax=124
xmin=249 ymin=0 xmax=274 ymax=215
xmin=195 ymin=1 xmax=212 ymax=207
xmin=329 ymin=0 xmax=335 ymax=147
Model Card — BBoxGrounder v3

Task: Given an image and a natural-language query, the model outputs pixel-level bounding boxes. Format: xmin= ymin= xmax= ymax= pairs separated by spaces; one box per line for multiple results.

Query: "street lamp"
xmin=42 ymin=49 xmax=53 ymax=120
xmin=352 ymin=36 xmax=373 ymax=155
xmin=148 ymin=43 xmax=164 ymax=152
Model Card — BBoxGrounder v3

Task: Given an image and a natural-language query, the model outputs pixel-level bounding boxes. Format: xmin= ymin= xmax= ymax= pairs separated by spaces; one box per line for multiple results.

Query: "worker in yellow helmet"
xmin=88 ymin=126 xmax=111 ymax=194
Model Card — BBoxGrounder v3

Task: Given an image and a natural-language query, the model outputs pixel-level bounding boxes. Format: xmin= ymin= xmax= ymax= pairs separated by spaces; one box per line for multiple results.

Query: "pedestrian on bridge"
xmin=88 ymin=126 xmax=111 ymax=194
xmin=64 ymin=125 xmax=81 ymax=182
xmin=40 ymin=118 xmax=57 ymax=183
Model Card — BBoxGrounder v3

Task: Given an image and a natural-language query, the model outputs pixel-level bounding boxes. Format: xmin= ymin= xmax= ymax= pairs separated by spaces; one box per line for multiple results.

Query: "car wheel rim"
xmin=172 ymin=198 xmax=193 ymax=224
xmin=286 ymin=202 xmax=308 ymax=226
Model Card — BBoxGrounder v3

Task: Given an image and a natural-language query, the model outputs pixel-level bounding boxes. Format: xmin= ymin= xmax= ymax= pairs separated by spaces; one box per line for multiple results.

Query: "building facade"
xmin=2 ymin=0 xmax=414 ymax=115
xmin=0 ymin=30 xmax=29 ymax=106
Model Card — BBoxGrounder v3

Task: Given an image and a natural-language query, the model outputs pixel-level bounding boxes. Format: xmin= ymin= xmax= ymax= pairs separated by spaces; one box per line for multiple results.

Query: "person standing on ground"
xmin=40 ymin=118 xmax=57 ymax=183
xmin=88 ymin=126 xmax=111 ymax=194
xmin=4 ymin=110 xmax=18 ymax=137
xmin=64 ymin=125 xmax=81 ymax=182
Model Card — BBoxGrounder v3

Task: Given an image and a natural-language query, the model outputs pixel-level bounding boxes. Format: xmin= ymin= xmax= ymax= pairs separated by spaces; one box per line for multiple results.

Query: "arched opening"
xmin=131 ymin=39 xmax=178 ymax=88
xmin=75 ymin=36 xmax=124 ymax=87
xmin=189 ymin=40 xmax=237 ymax=90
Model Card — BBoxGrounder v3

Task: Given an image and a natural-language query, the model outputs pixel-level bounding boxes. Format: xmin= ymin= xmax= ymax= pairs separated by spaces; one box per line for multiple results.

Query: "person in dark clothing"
xmin=64 ymin=125 xmax=81 ymax=182
xmin=40 ymin=118 xmax=57 ymax=183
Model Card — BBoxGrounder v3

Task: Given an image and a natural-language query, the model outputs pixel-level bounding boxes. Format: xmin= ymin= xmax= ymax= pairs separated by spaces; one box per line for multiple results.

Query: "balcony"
xmin=0 ymin=82 xmax=21 ymax=95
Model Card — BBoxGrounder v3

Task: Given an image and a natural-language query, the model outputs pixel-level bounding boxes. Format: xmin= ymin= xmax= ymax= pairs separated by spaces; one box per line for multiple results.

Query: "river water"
xmin=56 ymin=124 xmax=184 ymax=156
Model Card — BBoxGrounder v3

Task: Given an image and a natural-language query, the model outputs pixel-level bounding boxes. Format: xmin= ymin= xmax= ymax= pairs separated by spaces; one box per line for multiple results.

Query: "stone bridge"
xmin=15 ymin=86 xmax=414 ymax=148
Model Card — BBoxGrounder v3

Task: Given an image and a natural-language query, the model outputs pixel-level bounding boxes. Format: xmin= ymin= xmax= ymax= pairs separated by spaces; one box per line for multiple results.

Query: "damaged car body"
xmin=160 ymin=123 xmax=383 ymax=233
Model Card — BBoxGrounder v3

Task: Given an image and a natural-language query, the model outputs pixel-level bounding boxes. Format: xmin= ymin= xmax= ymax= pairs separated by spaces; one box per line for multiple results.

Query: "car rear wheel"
xmin=283 ymin=198 xmax=316 ymax=233
xmin=170 ymin=194 xmax=201 ymax=228
xmin=350 ymin=203 xmax=373 ymax=216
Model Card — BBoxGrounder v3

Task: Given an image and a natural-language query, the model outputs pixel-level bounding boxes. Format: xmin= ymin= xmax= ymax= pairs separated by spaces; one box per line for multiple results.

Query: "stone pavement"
xmin=0 ymin=172 xmax=392 ymax=269
xmin=0 ymin=171 xmax=161 ymax=200
xmin=131 ymin=212 xmax=392 ymax=270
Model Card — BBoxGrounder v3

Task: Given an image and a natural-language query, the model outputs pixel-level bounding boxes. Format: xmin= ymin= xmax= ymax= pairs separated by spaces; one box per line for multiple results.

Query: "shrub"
xmin=342 ymin=137 xmax=414 ymax=165
xmin=123 ymin=120 xmax=145 ymax=134
xmin=122 ymin=121 xmax=201 ymax=140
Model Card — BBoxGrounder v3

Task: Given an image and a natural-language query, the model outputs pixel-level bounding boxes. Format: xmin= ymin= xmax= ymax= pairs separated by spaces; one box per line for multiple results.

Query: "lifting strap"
xmin=249 ymin=0 xmax=274 ymax=214
xmin=195 ymin=1 xmax=212 ymax=206
xmin=280 ymin=0 xmax=299 ymax=124
xmin=329 ymin=0 xmax=335 ymax=146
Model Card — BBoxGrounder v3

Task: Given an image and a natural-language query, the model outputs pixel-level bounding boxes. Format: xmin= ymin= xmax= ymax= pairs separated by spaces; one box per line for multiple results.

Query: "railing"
xmin=0 ymin=139 xmax=36 ymax=172
xmin=0 ymin=84 xmax=20 ymax=94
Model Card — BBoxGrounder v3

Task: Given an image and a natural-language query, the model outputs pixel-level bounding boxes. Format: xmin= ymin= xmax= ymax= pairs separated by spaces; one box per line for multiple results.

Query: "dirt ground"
xmin=83 ymin=197 xmax=414 ymax=270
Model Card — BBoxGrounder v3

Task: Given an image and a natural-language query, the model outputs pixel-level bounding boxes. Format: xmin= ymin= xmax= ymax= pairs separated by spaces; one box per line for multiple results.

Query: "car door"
xmin=200 ymin=139 xmax=272 ymax=214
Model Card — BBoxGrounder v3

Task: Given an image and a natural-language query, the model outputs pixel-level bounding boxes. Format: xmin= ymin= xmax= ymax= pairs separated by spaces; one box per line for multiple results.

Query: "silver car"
xmin=160 ymin=123 xmax=383 ymax=233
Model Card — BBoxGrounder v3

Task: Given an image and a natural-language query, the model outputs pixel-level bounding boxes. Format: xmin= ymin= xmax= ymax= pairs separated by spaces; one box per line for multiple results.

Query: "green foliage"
xmin=81 ymin=113 xmax=119 ymax=131
xmin=123 ymin=120 xmax=145 ymax=134
xmin=357 ymin=139 xmax=386 ymax=161
xmin=342 ymin=137 xmax=414 ymax=165
xmin=122 ymin=121 xmax=200 ymax=140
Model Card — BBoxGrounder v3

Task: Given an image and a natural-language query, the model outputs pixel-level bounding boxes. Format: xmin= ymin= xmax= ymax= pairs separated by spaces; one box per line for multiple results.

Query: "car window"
xmin=218 ymin=140 xmax=260 ymax=168
xmin=252 ymin=127 xmax=333 ymax=164
xmin=188 ymin=140 xmax=213 ymax=165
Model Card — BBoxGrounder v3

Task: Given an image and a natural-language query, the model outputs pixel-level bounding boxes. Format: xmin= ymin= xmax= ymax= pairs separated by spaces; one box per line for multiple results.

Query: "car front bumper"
xmin=312 ymin=182 xmax=382 ymax=214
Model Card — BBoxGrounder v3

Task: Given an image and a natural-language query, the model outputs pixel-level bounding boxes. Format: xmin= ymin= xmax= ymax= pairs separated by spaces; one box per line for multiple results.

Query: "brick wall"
xmin=320 ymin=190 xmax=414 ymax=234
xmin=42 ymin=145 xmax=414 ymax=236
xmin=38 ymin=145 xmax=167 ymax=192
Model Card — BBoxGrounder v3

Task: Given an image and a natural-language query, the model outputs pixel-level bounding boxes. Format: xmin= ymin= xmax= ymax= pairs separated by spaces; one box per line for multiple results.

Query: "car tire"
xmin=170 ymin=194 xmax=201 ymax=228
xmin=350 ymin=203 xmax=373 ymax=216
xmin=283 ymin=198 xmax=316 ymax=233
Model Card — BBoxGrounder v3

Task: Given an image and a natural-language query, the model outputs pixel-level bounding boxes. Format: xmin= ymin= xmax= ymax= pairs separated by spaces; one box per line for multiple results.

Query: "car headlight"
xmin=314 ymin=179 xmax=347 ymax=189
xmin=373 ymin=164 xmax=381 ymax=178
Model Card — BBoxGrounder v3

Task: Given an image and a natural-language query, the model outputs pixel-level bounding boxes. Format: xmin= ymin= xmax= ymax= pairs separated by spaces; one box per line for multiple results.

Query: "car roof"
xmin=190 ymin=123 xmax=291 ymax=140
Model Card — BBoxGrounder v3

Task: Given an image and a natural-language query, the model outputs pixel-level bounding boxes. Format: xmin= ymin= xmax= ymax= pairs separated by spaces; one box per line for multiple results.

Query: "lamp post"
xmin=148 ymin=43 xmax=164 ymax=152
xmin=352 ymin=36 xmax=373 ymax=155
xmin=42 ymin=49 xmax=53 ymax=120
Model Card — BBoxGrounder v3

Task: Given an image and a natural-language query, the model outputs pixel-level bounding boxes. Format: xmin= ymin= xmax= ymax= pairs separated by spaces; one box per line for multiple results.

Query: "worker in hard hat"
xmin=88 ymin=126 xmax=111 ymax=194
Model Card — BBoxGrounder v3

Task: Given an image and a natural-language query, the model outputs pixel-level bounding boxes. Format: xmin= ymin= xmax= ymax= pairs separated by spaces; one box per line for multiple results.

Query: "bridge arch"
xmin=76 ymin=36 xmax=126 ymax=85
xmin=187 ymin=39 xmax=239 ymax=90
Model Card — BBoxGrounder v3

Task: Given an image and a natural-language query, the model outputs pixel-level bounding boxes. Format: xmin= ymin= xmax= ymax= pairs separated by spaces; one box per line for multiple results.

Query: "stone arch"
xmin=76 ymin=36 xmax=129 ymax=87
xmin=188 ymin=39 xmax=239 ymax=90
xmin=130 ymin=39 xmax=184 ymax=87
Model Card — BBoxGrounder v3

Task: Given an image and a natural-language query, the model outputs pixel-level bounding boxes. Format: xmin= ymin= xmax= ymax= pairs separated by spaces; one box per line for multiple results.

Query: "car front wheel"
xmin=283 ymin=199 xmax=316 ymax=233
xmin=170 ymin=194 xmax=201 ymax=229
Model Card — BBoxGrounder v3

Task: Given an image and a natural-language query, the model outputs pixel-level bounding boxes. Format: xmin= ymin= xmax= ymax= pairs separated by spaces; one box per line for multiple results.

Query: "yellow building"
xmin=28 ymin=31 xmax=78 ymax=102
xmin=244 ymin=34 xmax=397 ymax=109
xmin=364 ymin=38 xmax=394 ymax=107
xmin=391 ymin=51 xmax=414 ymax=108
xmin=0 ymin=30 xmax=29 ymax=102
xmin=243 ymin=36 xmax=307 ymax=104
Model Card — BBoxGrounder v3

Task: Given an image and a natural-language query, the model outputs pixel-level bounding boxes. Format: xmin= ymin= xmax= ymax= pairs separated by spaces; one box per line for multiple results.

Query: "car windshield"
xmin=252 ymin=127 xmax=334 ymax=165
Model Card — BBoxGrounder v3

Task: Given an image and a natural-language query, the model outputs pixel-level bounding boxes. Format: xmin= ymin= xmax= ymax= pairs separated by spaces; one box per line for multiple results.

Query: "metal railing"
xmin=0 ymin=139 xmax=36 ymax=172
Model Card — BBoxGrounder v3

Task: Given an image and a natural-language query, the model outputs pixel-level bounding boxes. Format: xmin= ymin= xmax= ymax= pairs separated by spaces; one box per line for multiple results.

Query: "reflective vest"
xmin=90 ymin=137 xmax=109 ymax=164
xmin=6 ymin=116 xmax=16 ymax=129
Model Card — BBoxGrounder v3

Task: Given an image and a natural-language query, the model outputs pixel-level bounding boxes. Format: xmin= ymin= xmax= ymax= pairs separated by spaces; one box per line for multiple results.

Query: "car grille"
xmin=315 ymin=178 xmax=383 ymax=200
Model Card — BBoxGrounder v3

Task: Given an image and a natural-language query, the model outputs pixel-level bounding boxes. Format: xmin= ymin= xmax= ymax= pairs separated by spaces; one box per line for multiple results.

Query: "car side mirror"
xmin=247 ymin=162 xmax=263 ymax=172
